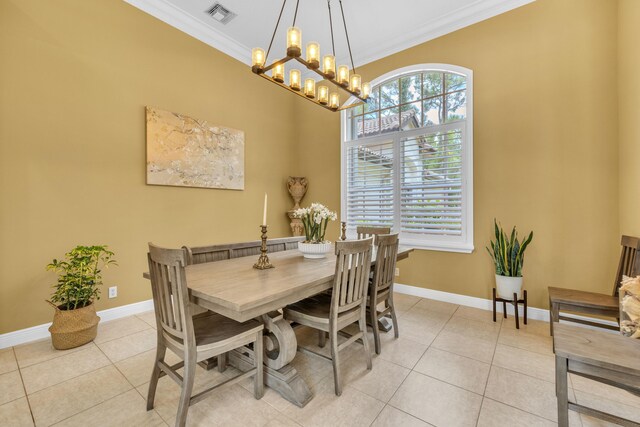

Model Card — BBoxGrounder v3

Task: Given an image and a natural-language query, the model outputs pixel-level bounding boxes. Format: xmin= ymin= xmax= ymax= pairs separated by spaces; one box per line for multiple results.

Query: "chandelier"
xmin=251 ymin=0 xmax=370 ymax=111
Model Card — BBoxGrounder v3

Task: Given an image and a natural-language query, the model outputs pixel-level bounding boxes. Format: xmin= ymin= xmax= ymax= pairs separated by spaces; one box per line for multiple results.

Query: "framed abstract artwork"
xmin=146 ymin=106 xmax=245 ymax=190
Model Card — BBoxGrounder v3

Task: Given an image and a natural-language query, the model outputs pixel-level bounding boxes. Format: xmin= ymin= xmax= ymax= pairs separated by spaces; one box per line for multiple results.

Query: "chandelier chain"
xmin=339 ymin=0 xmax=356 ymax=73
xmin=292 ymin=0 xmax=300 ymax=26
xmin=328 ymin=0 xmax=336 ymax=56
xmin=265 ymin=0 xmax=288 ymax=63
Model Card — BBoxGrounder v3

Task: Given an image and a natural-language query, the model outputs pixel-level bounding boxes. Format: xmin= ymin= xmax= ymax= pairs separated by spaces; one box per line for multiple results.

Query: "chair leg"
xmin=388 ymin=297 xmax=399 ymax=339
xmin=147 ymin=342 xmax=166 ymax=411
xmin=550 ymin=300 xmax=559 ymax=336
xmin=329 ymin=327 xmax=342 ymax=396
xmin=360 ymin=312 xmax=373 ymax=370
xmin=176 ymin=350 xmax=196 ymax=427
xmin=254 ymin=330 xmax=264 ymax=399
xmin=370 ymin=303 xmax=381 ymax=355
xmin=217 ymin=352 xmax=227 ymax=373
xmin=318 ymin=330 xmax=326 ymax=348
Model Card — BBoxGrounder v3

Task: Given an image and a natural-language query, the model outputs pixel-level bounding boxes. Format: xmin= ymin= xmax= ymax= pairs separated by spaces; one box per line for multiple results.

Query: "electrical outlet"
xmin=108 ymin=286 xmax=117 ymax=299
xmin=395 ymin=268 xmax=400 ymax=277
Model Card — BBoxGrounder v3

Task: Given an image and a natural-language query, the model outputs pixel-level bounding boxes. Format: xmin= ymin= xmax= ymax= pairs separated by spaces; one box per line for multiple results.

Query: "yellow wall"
xmin=618 ymin=0 xmax=640 ymax=237
xmin=0 ymin=0 xmax=298 ymax=333
xmin=296 ymin=0 xmax=621 ymax=309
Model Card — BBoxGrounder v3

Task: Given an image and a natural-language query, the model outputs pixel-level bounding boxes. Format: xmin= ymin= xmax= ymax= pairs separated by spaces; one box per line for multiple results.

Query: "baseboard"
xmin=393 ymin=283 xmax=619 ymax=329
xmin=0 ymin=299 xmax=154 ymax=349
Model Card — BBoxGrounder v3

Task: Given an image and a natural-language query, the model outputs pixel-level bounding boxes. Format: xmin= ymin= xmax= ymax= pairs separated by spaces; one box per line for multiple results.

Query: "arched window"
xmin=341 ymin=64 xmax=473 ymax=253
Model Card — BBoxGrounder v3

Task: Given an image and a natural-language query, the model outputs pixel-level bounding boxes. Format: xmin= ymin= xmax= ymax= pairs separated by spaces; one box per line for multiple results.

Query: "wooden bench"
xmin=184 ymin=236 xmax=305 ymax=265
xmin=554 ymin=323 xmax=640 ymax=427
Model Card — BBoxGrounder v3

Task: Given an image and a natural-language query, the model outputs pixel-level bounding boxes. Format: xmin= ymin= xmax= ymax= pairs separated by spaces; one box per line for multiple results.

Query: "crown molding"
xmin=352 ymin=0 xmax=536 ymax=68
xmin=124 ymin=0 xmax=251 ymax=65
xmin=124 ymin=0 xmax=535 ymax=74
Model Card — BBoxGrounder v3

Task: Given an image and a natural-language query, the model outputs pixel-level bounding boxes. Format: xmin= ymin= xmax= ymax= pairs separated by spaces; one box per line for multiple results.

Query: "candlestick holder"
xmin=253 ymin=225 xmax=274 ymax=270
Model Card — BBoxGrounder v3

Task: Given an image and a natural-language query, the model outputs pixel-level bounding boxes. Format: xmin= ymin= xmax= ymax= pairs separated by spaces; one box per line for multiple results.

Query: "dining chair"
xmin=284 ymin=238 xmax=374 ymax=396
xmin=356 ymin=226 xmax=391 ymax=239
xmin=146 ymin=243 xmax=264 ymax=427
xmin=548 ymin=235 xmax=640 ymax=335
xmin=368 ymin=233 xmax=400 ymax=355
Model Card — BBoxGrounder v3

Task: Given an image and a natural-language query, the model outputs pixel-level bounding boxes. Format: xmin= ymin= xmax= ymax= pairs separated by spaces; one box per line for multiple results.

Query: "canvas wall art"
xmin=146 ymin=107 xmax=245 ymax=190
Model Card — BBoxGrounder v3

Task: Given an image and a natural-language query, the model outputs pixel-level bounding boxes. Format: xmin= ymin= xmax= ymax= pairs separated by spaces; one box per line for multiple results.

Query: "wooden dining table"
xmin=143 ymin=243 xmax=412 ymax=407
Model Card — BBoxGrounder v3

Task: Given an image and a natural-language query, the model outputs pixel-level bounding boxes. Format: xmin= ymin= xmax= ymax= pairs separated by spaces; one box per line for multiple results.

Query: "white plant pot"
xmin=298 ymin=241 xmax=332 ymax=259
xmin=495 ymin=274 xmax=524 ymax=299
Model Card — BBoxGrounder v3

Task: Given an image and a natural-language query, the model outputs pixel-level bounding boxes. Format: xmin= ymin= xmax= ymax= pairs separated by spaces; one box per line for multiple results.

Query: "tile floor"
xmin=1 ymin=293 xmax=639 ymax=427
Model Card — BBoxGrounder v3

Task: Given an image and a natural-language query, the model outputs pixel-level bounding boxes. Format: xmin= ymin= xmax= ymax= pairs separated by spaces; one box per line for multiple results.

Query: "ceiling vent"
xmin=205 ymin=3 xmax=237 ymax=25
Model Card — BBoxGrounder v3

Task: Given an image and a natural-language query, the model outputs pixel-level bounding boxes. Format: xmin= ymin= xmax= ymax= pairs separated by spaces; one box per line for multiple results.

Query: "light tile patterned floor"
xmin=1 ymin=293 xmax=639 ymax=427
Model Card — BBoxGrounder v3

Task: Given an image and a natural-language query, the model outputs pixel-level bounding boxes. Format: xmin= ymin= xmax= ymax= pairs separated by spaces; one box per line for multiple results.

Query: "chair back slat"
xmin=332 ymin=238 xmax=373 ymax=315
xmin=184 ymin=237 xmax=305 ymax=265
xmin=148 ymin=243 xmax=193 ymax=342
xmin=372 ymin=234 xmax=400 ymax=296
xmin=613 ymin=235 xmax=640 ymax=296
xmin=356 ymin=226 xmax=391 ymax=240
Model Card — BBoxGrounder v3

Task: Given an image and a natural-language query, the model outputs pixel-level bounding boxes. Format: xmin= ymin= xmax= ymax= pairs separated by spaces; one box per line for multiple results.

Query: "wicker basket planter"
xmin=48 ymin=302 xmax=100 ymax=350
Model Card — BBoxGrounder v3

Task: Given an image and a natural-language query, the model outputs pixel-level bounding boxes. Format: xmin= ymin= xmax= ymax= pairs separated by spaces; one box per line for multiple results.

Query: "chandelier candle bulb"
xmin=318 ymin=86 xmax=329 ymax=105
xmin=329 ymin=92 xmax=340 ymax=109
xmin=322 ymin=55 xmax=336 ymax=79
xmin=350 ymin=74 xmax=362 ymax=94
xmin=306 ymin=42 xmax=320 ymax=68
xmin=304 ymin=79 xmax=316 ymax=98
xmin=289 ymin=69 xmax=301 ymax=91
xmin=337 ymin=65 xmax=349 ymax=86
xmin=251 ymin=48 xmax=265 ymax=70
xmin=362 ymin=82 xmax=371 ymax=98
xmin=273 ymin=63 xmax=284 ymax=83
xmin=286 ymin=27 xmax=302 ymax=57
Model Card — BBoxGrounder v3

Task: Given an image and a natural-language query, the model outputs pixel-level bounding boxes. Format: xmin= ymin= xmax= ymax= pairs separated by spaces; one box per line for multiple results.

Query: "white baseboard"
xmin=0 ymin=299 xmax=154 ymax=349
xmin=2 ymin=284 xmax=619 ymax=349
xmin=394 ymin=283 xmax=619 ymax=329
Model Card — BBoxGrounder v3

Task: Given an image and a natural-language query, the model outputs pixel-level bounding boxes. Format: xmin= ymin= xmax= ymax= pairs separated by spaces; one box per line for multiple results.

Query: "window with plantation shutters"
xmin=341 ymin=64 xmax=473 ymax=253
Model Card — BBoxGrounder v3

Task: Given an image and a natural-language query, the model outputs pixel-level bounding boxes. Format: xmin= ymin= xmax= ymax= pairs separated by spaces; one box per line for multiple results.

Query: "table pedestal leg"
xmin=228 ymin=350 xmax=313 ymax=407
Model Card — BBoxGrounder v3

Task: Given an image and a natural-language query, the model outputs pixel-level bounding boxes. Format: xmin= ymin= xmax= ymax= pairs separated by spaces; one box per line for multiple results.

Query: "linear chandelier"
xmin=251 ymin=0 xmax=370 ymax=112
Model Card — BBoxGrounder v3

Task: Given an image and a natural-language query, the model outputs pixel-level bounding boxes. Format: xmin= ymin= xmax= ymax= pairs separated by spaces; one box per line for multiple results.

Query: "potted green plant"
xmin=46 ymin=245 xmax=117 ymax=349
xmin=486 ymin=220 xmax=533 ymax=299
xmin=293 ymin=203 xmax=338 ymax=259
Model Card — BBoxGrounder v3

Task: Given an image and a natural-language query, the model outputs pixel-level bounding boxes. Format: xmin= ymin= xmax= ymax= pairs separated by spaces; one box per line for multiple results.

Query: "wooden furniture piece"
xmin=549 ymin=235 xmax=640 ymax=335
xmin=492 ymin=288 xmax=528 ymax=329
xmin=144 ymin=244 xmax=412 ymax=406
xmin=554 ymin=323 xmax=640 ymax=427
xmin=283 ymin=238 xmax=374 ymax=396
xmin=356 ymin=226 xmax=391 ymax=239
xmin=368 ymin=233 xmax=400 ymax=354
xmin=146 ymin=244 xmax=264 ymax=427
xmin=184 ymin=236 xmax=304 ymax=265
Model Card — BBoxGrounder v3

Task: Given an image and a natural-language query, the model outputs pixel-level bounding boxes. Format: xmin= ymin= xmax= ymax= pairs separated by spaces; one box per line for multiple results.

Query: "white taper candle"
xmin=262 ymin=193 xmax=268 ymax=225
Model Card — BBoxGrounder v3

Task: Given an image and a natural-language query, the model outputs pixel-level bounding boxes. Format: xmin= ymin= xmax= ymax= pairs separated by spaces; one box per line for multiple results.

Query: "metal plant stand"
xmin=493 ymin=288 xmax=528 ymax=329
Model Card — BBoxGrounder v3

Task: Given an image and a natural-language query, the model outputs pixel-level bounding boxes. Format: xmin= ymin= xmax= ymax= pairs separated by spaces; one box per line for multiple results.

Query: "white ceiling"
xmin=126 ymin=0 xmax=534 ymax=71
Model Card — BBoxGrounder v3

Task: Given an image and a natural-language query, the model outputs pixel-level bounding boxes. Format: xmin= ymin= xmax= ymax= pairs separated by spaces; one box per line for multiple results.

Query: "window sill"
xmin=401 ymin=240 xmax=474 ymax=254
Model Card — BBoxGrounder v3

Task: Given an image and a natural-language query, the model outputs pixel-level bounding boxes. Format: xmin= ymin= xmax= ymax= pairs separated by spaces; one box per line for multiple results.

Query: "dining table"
xmin=143 ymin=243 xmax=413 ymax=407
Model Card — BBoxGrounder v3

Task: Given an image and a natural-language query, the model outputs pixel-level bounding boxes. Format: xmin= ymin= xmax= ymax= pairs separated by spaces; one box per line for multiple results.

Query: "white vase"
xmin=495 ymin=274 xmax=523 ymax=299
xmin=298 ymin=241 xmax=332 ymax=259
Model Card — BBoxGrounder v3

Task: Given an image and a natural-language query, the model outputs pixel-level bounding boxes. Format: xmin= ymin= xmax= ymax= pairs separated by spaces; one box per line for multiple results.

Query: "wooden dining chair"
xmin=356 ymin=226 xmax=391 ymax=239
xmin=284 ymin=238 xmax=374 ymax=396
xmin=368 ymin=233 xmax=400 ymax=355
xmin=146 ymin=243 xmax=264 ymax=427
xmin=548 ymin=235 xmax=640 ymax=335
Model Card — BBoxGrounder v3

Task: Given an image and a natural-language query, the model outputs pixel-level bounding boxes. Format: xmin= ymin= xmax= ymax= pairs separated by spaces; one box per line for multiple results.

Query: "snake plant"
xmin=486 ymin=220 xmax=533 ymax=277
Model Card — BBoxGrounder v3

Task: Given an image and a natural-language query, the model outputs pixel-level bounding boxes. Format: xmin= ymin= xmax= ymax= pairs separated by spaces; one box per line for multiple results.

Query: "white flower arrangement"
xmin=293 ymin=203 xmax=337 ymax=243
